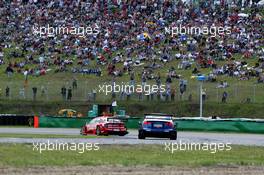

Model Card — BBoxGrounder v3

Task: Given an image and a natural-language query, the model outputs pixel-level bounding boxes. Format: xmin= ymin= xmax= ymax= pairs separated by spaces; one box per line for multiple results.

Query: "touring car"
xmin=138 ymin=113 xmax=177 ymax=140
xmin=80 ymin=116 xmax=128 ymax=136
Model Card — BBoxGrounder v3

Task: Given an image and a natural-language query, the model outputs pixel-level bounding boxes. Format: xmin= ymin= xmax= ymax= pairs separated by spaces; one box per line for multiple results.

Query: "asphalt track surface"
xmin=0 ymin=128 xmax=263 ymax=146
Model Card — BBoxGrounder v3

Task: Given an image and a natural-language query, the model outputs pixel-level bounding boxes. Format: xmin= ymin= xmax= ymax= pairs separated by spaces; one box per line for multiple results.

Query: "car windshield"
xmin=89 ymin=118 xmax=97 ymax=124
xmin=107 ymin=118 xmax=121 ymax=123
xmin=89 ymin=118 xmax=105 ymax=124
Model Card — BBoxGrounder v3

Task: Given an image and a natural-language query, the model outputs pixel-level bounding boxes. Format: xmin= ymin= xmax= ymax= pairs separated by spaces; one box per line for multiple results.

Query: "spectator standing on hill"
xmin=67 ymin=87 xmax=72 ymax=101
xmin=150 ymin=90 xmax=154 ymax=101
xmin=157 ymin=90 xmax=161 ymax=101
xmin=120 ymin=90 xmax=125 ymax=100
xmin=166 ymin=75 xmax=172 ymax=85
xmin=61 ymin=86 xmax=66 ymax=101
xmin=222 ymin=91 xmax=228 ymax=103
xmin=5 ymin=86 xmax=10 ymax=98
xmin=179 ymin=80 xmax=187 ymax=99
xmin=156 ymin=73 xmax=161 ymax=88
xmin=129 ymin=72 xmax=135 ymax=86
xmin=5 ymin=65 xmax=13 ymax=78
xmin=41 ymin=85 xmax=47 ymax=98
xmin=126 ymin=90 xmax=131 ymax=101
xmin=141 ymin=73 xmax=147 ymax=88
xmin=32 ymin=87 xmax=37 ymax=101
xmin=72 ymin=78 xmax=77 ymax=90
xmin=165 ymin=87 xmax=170 ymax=101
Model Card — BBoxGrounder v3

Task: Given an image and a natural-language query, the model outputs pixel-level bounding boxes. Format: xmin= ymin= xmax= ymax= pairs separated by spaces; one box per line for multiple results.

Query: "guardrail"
xmin=175 ymin=118 xmax=264 ymax=134
xmin=34 ymin=116 xmax=264 ymax=134
xmin=0 ymin=114 xmax=34 ymax=126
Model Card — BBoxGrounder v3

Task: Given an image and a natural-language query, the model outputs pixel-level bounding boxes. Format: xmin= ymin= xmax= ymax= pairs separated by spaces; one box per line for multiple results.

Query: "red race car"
xmin=80 ymin=116 xmax=128 ymax=136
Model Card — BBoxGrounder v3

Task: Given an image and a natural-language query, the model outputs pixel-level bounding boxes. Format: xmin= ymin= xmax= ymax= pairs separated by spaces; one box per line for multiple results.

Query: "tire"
xmin=170 ymin=132 xmax=177 ymax=140
xmin=138 ymin=130 xmax=145 ymax=139
xmin=96 ymin=126 xmax=101 ymax=136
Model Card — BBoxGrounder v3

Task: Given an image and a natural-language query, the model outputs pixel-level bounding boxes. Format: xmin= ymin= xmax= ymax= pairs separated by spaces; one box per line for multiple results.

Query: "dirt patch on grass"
xmin=0 ymin=166 xmax=263 ymax=175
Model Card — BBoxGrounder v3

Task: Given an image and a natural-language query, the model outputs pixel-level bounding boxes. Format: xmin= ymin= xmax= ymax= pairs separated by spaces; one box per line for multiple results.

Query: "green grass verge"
xmin=0 ymin=144 xmax=263 ymax=167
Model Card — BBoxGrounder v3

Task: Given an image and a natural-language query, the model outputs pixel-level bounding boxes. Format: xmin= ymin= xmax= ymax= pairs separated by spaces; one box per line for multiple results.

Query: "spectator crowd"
xmin=0 ymin=0 xmax=263 ymax=102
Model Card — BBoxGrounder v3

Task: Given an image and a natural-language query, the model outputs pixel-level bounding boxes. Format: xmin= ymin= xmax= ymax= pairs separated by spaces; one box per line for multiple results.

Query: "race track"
xmin=0 ymin=128 xmax=263 ymax=146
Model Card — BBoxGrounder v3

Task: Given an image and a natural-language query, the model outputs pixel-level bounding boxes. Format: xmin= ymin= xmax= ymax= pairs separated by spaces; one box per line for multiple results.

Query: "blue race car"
xmin=138 ymin=113 xmax=177 ymax=140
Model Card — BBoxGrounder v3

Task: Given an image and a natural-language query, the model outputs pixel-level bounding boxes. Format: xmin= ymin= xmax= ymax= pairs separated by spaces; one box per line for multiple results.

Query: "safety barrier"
xmin=36 ymin=116 xmax=264 ymax=134
xmin=0 ymin=114 xmax=34 ymax=126
xmin=38 ymin=116 xmax=91 ymax=128
xmin=175 ymin=118 xmax=264 ymax=134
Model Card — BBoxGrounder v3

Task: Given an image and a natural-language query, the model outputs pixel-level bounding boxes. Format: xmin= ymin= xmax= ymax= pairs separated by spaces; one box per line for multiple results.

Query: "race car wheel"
xmin=169 ymin=132 xmax=177 ymax=140
xmin=138 ymin=131 xmax=145 ymax=139
xmin=96 ymin=126 xmax=101 ymax=136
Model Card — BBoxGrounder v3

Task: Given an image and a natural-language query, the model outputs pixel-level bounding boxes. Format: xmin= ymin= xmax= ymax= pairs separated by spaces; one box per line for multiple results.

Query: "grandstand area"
xmin=0 ymin=0 xmax=263 ymax=175
xmin=0 ymin=0 xmax=263 ymax=105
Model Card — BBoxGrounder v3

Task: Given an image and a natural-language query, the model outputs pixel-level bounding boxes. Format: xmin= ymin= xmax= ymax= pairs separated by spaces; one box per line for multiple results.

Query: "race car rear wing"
xmin=144 ymin=113 xmax=173 ymax=120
